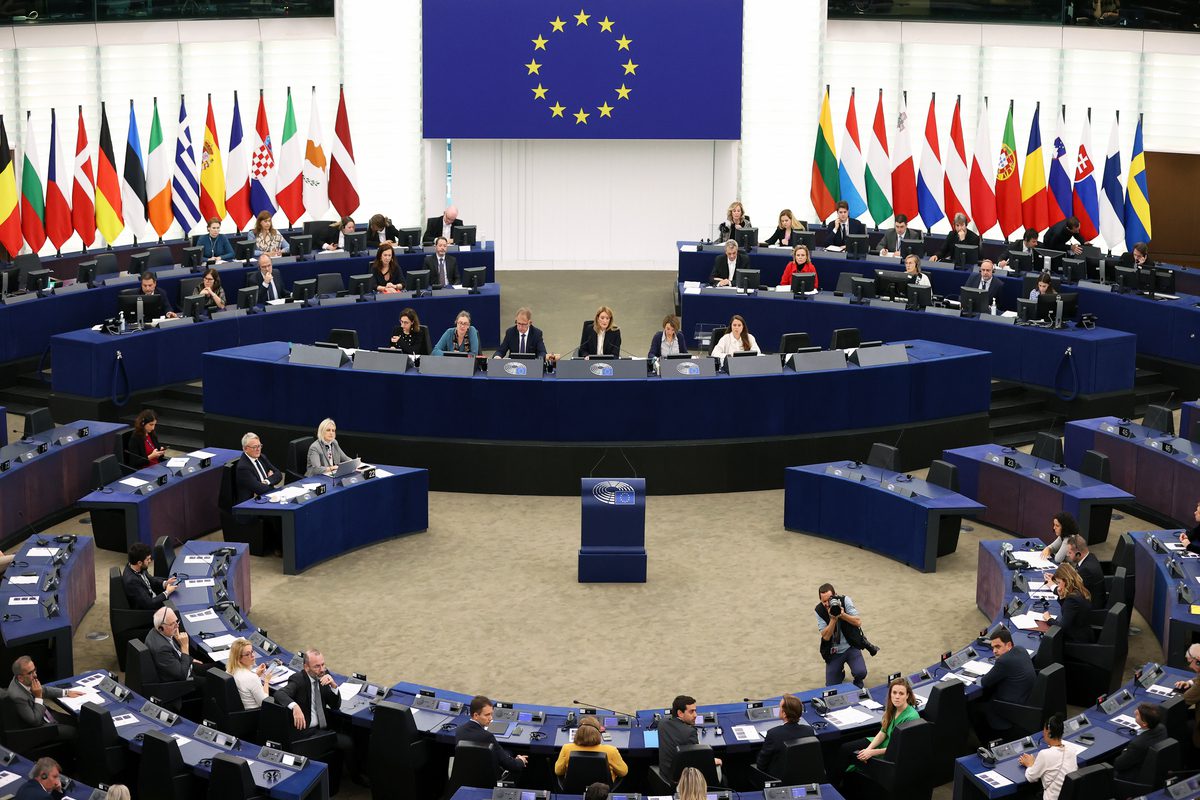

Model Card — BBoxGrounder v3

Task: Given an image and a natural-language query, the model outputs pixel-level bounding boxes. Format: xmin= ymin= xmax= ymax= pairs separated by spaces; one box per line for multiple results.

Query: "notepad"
xmin=166 ymin=457 xmax=189 ymax=469
xmin=825 ymin=707 xmax=874 ymax=728
xmin=119 ymin=477 xmax=149 ymax=488
xmin=59 ymin=690 xmax=105 ymax=712
xmin=337 ymin=683 xmax=361 ymax=701
xmin=859 ymin=699 xmax=883 ymax=710
xmin=26 ymin=547 xmax=59 ymax=558
xmin=204 ymin=634 xmax=238 ymax=649
xmin=184 ymin=608 xmax=217 ymax=622
xmin=189 ymin=450 xmax=216 ymax=459
xmin=731 ymin=724 xmax=762 ymax=742
xmin=962 ymin=660 xmax=995 ymax=677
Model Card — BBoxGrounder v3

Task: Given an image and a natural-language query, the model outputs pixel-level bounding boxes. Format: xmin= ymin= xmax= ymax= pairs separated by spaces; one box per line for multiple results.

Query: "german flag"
xmin=95 ymin=102 xmax=124 ymax=245
xmin=0 ymin=116 xmax=21 ymax=258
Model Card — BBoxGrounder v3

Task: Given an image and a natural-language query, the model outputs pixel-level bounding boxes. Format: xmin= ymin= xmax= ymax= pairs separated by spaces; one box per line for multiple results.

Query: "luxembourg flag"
xmin=1099 ymin=112 xmax=1124 ymax=251
xmin=837 ymin=89 xmax=867 ymax=220
xmin=1047 ymin=105 xmax=1072 ymax=227
xmin=1071 ymin=111 xmax=1100 ymax=242
xmin=942 ymin=95 xmax=970 ymax=225
xmin=915 ymin=94 xmax=944 ymax=230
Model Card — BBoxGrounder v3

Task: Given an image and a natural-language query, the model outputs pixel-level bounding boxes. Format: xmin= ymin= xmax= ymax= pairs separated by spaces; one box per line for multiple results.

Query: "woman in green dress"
xmin=835 ymin=676 xmax=921 ymax=786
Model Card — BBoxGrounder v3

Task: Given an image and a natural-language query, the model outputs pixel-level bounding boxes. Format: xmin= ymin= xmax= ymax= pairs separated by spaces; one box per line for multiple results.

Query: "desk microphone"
xmin=571 ymin=699 xmax=640 ymax=727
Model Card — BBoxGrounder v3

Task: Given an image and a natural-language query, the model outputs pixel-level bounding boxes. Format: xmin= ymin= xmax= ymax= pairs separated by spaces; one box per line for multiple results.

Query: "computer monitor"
xmin=900 ymin=238 xmax=924 ymax=260
xmin=1062 ymin=257 xmax=1087 ymax=284
xmin=129 ymin=252 xmax=150 ymax=274
xmin=874 ymin=269 xmax=910 ymax=300
xmin=793 ymin=229 xmax=816 ymax=250
xmin=117 ymin=291 xmax=166 ymax=323
xmin=1154 ymin=268 xmax=1176 ymax=295
xmin=849 ymin=275 xmax=875 ymax=303
xmin=1017 ymin=297 xmax=1038 ymax=323
xmin=733 ymin=268 xmax=760 ymax=291
xmin=905 ymin=283 xmax=932 ymax=309
xmin=75 ymin=261 xmax=95 ymax=287
xmin=1113 ymin=265 xmax=1141 ymax=293
xmin=406 ymin=269 xmax=431 ymax=292
xmin=180 ymin=246 xmax=204 ymax=270
xmin=845 ymin=233 xmax=870 ymax=259
xmin=462 ymin=266 xmax=486 ymax=293
xmin=237 ymin=286 xmax=260 ymax=309
xmin=959 ymin=286 xmax=988 ymax=316
xmin=233 ymin=239 xmax=256 ymax=262
xmin=732 ymin=227 xmax=758 ymax=252
xmin=289 ymin=234 xmax=313 ymax=261
xmin=954 ymin=244 xmax=980 ymax=269
xmin=25 ymin=269 xmax=52 ymax=293
xmin=1006 ymin=250 xmax=1033 ymax=273
xmin=291 ymin=279 xmax=317 ymax=303
xmin=343 ymin=231 xmax=367 ymax=256
xmin=0 ymin=265 xmax=18 ymax=295
xmin=1037 ymin=291 xmax=1078 ymax=324
xmin=395 ymin=227 xmax=421 ymax=249
xmin=1033 ymin=248 xmax=1066 ymax=274
xmin=179 ymin=293 xmax=206 ymax=321
xmin=452 ymin=225 xmax=477 ymax=247
xmin=790 ymin=272 xmax=816 ymax=296
xmin=347 ymin=273 xmax=374 ymax=298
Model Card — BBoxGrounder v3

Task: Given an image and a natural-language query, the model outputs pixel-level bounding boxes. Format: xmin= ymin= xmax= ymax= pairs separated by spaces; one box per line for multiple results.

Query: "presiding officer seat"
xmin=217 ymin=462 xmax=267 ymax=556
xmin=108 ymin=566 xmax=154 ymax=671
xmin=559 ymin=750 xmax=613 ymax=793
xmin=647 ymin=743 xmax=722 ymax=795
xmin=443 ymin=740 xmax=502 ymax=800
xmin=991 ymin=663 xmax=1066 ymax=738
xmin=842 ymin=717 xmax=936 ymax=800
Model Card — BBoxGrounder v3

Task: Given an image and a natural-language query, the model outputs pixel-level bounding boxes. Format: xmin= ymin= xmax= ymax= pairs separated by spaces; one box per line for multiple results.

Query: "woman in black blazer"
xmin=579 ymin=305 xmax=621 ymax=357
xmin=761 ymin=209 xmax=806 ymax=247
xmin=1044 ymin=562 xmax=1095 ymax=643
xmin=368 ymin=213 xmax=402 ymax=246
xmin=647 ymin=314 xmax=689 ymax=359
xmin=126 ymin=409 xmax=166 ymax=468
xmin=390 ymin=307 xmax=429 ymax=355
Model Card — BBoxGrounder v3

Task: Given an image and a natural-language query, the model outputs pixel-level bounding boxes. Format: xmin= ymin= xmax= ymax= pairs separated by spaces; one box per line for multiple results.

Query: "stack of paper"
xmin=962 ymin=660 xmax=995 ymax=677
xmin=731 ymin=724 xmax=762 ymax=742
xmin=824 ymin=707 xmax=874 ymax=728
xmin=975 ymin=770 xmax=1013 ymax=788
xmin=1011 ymin=551 xmax=1055 ymax=569
xmin=1009 ymin=612 xmax=1048 ymax=631
xmin=60 ymin=689 xmax=105 ymax=712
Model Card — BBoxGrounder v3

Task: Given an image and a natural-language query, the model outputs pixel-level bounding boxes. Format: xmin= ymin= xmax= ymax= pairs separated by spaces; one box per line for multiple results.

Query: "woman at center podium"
xmin=432 ymin=310 xmax=481 ymax=356
xmin=648 ymin=314 xmax=689 ymax=359
xmin=579 ymin=306 xmax=622 ymax=358
xmin=306 ymin=418 xmax=352 ymax=477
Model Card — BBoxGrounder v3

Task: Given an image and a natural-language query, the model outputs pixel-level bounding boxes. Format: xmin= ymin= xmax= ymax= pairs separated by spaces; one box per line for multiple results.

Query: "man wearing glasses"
xmin=6 ymin=657 xmax=83 ymax=741
xmin=234 ymin=432 xmax=283 ymax=504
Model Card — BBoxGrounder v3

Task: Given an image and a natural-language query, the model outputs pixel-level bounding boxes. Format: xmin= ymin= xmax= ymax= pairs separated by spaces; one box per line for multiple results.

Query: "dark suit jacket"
xmin=370 ymin=224 xmax=402 ymax=246
xmin=277 ymin=669 xmax=342 ymax=730
xmin=1075 ymin=553 xmax=1106 ymax=609
xmin=6 ymin=677 xmax=66 ymax=729
xmin=979 ymin=645 xmax=1036 ymax=730
xmin=578 ymin=327 xmax=622 ymax=357
xmin=234 ymin=452 xmax=281 ymax=504
xmin=964 ymin=273 xmax=1004 ymax=309
xmin=1113 ymin=722 xmax=1167 ymax=779
xmin=145 ymin=627 xmax=191 ymax=682
xmin=317 ymin=225 xmax=343 ymax=249
xmin=937 ymin=229 xmax=981 ymax=261
xmin=1057 ymin=592 xmax=1095 ymax=643
xmin=710 ymin=252 xmax=750 ymax=284
xmin=257 ymin=275 xmax=284 ymax=303
xmin=1044 ymin=219 xmax=1084 ymax=252
xmin=454 ymin=719 xmax=525 ymax=772
xmin=125 ymin=286 xmax=175 ymax=315
xmin=647 ymin=331 xmax=690 ymax=359
xmin=13 ymin=778 xmax=56 ymax=800
xmin=494 ymin=324 xmax=547 ymax=358
xmin=122 ymin=563 xmax=168 ymax=610
xmin=125 ymin=429 xmax=162 ymax=469
xmin=657 ymin=715 xmax=698 ymax=777
xmin=880 ymin=228 xmax=922 ymax=254
xmin=762 ymin=227 xmax=806 ymax=247
xmin=422 ymin=254 xmax=458 ymax=287
xmin=423 ymin=216 xmax=464 ymax=245
xmin=825 ymin=218 xmax=866 ymax=248
xmin=756 ymin=719 xmax=816 ymax=773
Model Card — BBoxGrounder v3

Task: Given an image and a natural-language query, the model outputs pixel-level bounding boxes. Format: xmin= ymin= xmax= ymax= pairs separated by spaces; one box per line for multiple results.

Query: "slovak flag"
xmin=249 ymin=91 xmax=276 ymax=217
xmin=1072 ymin=112 xmax=1100 ymax=242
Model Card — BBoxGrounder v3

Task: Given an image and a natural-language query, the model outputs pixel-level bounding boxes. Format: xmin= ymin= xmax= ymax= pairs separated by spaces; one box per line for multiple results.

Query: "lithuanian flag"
xmin=810 ymin=87 xmax=840 ymax=223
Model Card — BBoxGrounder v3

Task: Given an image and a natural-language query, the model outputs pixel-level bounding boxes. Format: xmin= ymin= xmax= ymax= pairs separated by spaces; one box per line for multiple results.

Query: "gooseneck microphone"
xmin=571 ymin=699 xmax=641 ymax=727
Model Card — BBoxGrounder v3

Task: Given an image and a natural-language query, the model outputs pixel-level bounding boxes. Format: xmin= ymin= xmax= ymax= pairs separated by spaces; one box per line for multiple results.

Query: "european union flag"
xmin=422 ymin=0 xmax=743 ymax=140
xmin=614 ymin=488 xmax=635 ymax=505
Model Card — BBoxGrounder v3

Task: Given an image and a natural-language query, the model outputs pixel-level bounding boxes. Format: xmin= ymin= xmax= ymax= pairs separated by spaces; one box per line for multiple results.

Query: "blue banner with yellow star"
xmin=422 ymin=0 xmax=743 ymax=139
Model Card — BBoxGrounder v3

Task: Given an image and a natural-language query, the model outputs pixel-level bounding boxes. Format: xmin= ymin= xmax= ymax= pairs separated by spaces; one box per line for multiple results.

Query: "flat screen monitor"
xmin=1017 ymin=297 xmax=1038 ymax=323
xmin=406 ymin=269 xmax=431 ymax=292
xmin=845 ymin=233 xmax=869 ymax=259
xmin=874 ymin=269 xmax=910 ymax=300
xmin=1037 ymin=291 xmax=1078 ymax=323
xmin=900 ymin=238 xmax=924 ymax=259
xmin=1006 ymin=250 xmax=1033 ymax=273
xmin=790 ymin=272 xmax=816 ymax=296
xmin=733 ymin=268 xmax=760 ymax=290
xmin=117 ymin=291 xmax=166 ymax=323
xmin=343 ymin=231 xmax=367 ymax=256
xmin=452 ymin=225 xmax=477 ymax=246
xmin=793 ymin=229 xmax=816 ymax=250
xmin=289 ymin=234 xmax=313 ymax=261
xmin=25 ymin=269 xmax=51 ymax=292
xmin=291 ymin=279 xmax=317 ymax=303
xmin=906 ymin=283 xmax=932 ymax=309
xmin=1154 ymin=268 xmax=1175 ymax=295
xmin=180 ymin=246 xmax=204 ymax=270
xmin=75 ymin=261 xmax=95 ymax=287
xmin=954 ymin=244 xmax=980 ymax=268
xmin=732 ymin=227 xmax=758 ymax=252
xmin=1062 ymin=257 xmax=1087 ymax=284
xmin=347 ymin=273 xmax=374 ymax=298
xmin=179 ymin=293 xmax=206 ymax=321
xmin=959 ymin=285 xmax=988 ymax=315
xmin=0 ymin=265 xmax=18 ymax=294
xmin=129 ymin=252 xmax=150 ymax=275
xmin=849 ymin=275 xmax=875 ymax=302
xmin=396 ymin=227 xmax=421 ymax=248
xmin=462 ymin=266 xmax=486 ymax=291
xmin=1113 ymin=265 xmax=1142 ymax=292
xmin=237 ymin=286 xmax=260 ymax=309
xmin=233 ymin=239 xmax=256 ymax=261
xmin=1033 ymin=247 xmax=1066 ymax=275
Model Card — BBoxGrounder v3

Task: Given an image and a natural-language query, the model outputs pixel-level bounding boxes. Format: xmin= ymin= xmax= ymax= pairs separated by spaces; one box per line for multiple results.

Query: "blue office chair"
xmin=138 ymin=729 xmax=203 ymax=800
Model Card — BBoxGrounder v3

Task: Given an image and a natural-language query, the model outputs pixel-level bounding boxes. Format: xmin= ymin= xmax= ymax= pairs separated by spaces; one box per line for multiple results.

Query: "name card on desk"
xmin=1035 ymin=470 xmax=1065 ymax=487
xmin=824 ymin=464 xmax=865 ymax=481
xmin=883 ymin=481 xmax=914 ymax=497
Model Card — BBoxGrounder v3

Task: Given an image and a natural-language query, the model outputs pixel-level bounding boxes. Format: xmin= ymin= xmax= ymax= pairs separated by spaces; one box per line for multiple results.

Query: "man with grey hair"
xmin=14 ymin=757 xmax=62 ymax=799
xmin=145 ymin=607 xmax=203 ymax=710
xmin=1175 ymin=644 xmax=1200 ymax=750
xmin=234 ymin=432 xmax=282 ymax=504
xmin=493 ymin=307 xmax=547 ymax=359
xmin=932 ymin=212 xmax=981 ymax=262
xmin=7 ymin=657 xmax=81 ymax=740
xmin=277 ymin=648 xmax=356 ymax=792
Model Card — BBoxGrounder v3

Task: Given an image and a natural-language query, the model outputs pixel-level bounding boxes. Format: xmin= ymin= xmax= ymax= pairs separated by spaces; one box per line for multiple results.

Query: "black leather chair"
xmin=207 ymin=753 xmax=266 ymax=800
xmin=153 ymin=535 xmax=177 ymax=579
xmin=1064 ymin=602 xmax=1129 ymax=705
xmin=992 ymin=663 xmax=1066 ymax=737
xmin=1090 ymin=566 xmax=1133 ymax=626
xmin=748 ymin=736 xmax=826 ymax=788
xmin=316 ymin=272 xmax=345 ymax=296
xmin=443 ymin=740 xmax=501 ymax=799
xmin=77 ymin=704 xmax=130 ymax=788
xmin=0 ymin=696 xmax=68 ymax=764
xmin=1033 ymin=625 xmax=1064 ymax=669
xmin=830 ymin=328 xmax=860 ymax=350
xmin=1058 ymin=763 xmax=1113 ymax=800
xmin=138 ymin=729 xmax=203 ymax=800
xmin=201 ymin=668 xmax=261 ymax=742
xmin=835 ymin=272 xmax=857 ymax=295
xmin=927 ymin=460 xmax=959 ymax=491
xmin=925 ymin=459 xmax=964 ymax=556
xmin=867 ymin=443 xmax=900 ymax=471
xmin=706 ymin=327 xmax=728 ymax=356
xmin=559 ymin=750 xmax=612 ymax=792
xmin=1113 ymin=737 xmax=1180 ymax=798
xmin=109 ymin=566 xmax=154 ymax=671
xmin=1080 ymin=449 xmax=1112 ymax=483
xmin=257 ymin=696 xmax=338 ymax=763
xmin=778 ymin=332 xmax=811 ymax=353
xmin=147 ymin=246 xmax=174 ymax=269
xmin=91 ymin=454 xmax=121 ymax=490
xmin=328 ymin=328 xmax=359 ymax=349
xmin=1161 ymin=693 xmax=1190 ymax=748
xmin=286 ymin=436 xmax=315 ymax=482
xmin=369 ymin=701 xmax=428 ymax=800
xmin=22 ymin=407 xmax=54 ymax=437
xmin=921 ymin=681 xmax=969 ymax=784
xmin=1031 ymin=431 xmax=1064 ymax=464
xmin=843 ymin=718 xmax=936 ymax=800
xmin=124 ymin=639 xmax=195 ymax=713
xmin=1143 ymin=404 xmax=1175 ymax=436
xmin=13 ymin=253 xmax=41 ymax=285
xmin=1190 ymin=417 xmax=1200 ymax=445
xmin=647 ymin=743 xmax=721 ymax=794
xmin=1105 ymin=533 xmax=1135 ymax=576
xmin=217 ymin=462 xmax=267 ymax=556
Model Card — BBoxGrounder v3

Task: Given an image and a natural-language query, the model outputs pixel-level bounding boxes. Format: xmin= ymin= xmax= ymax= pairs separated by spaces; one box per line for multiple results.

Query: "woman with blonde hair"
xmin=226 ymin=638 xmax=269 ymax=709
xmin=676 ymin=766 xmax=708 ymax=800
xmin=718 ymin=201 xmax=751 ymax=242
xmin=579 ymin=305 xmax=621 ymax=358
xmin=763 ymin=208 xmax=806 ymax=247
xmin=306 ymin=418 xmax=352 ymax=477
xmin=553 ymin=714 xmax=628 ymax=783
xmin=1043 ymin=561 xmax=1095 ymax=643
xmin=251 ymin=210 xmax=289 ymax=257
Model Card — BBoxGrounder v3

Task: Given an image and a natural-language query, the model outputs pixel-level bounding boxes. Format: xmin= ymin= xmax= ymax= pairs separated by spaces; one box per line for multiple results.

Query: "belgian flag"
xmin=0 ymin=116 xmax=21 ymax=258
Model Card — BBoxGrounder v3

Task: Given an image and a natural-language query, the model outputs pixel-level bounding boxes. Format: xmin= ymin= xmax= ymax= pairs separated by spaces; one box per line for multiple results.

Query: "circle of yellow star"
xmin=574 ymin=8 xmax=590 ymax=25
xmin=549 ymin=16 xmax=566 ymax=32
xmin=615 ymin=35 xmax=632 ymax=50
xmin=532 ymin=35 xmax=548 ymax=50
xmin=615 ymin=84 xmax=632 ymax=100
xmin=597 ymin=102 xmax=614 ymax=118
xmin=621 ymin=59 xmax=638 ymax=75
xmin=549 ymin=102 xmax=566 ymax=118
xmin=532 ymin=84 xmax=549 ymax=100
xmin=574 ymin=108 xmax=590 ymax=124
xmin=598 ymin=16 xmax=615 ymax=32
xmin=525 ymin=58 xmax=542 ymax=75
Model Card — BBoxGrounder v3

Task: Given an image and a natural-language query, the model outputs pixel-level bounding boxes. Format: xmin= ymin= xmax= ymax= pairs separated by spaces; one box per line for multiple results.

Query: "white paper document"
xmin=1009 ymin=612 xmax=1047 ymax=631
xmin=859 ymin=698 xmax=883 ymax=710
xmin=119 ymin=477 xmax=148 ymax=488
xmin=373 ymin=469 xmax=393 ymax=478
xmin=268 ymin=486 xmax=310 ymax=502
xmin=680 ymin=245 xmax=698 ymax=252
xmin=204 ymin=634 xmax=239 ymax=649
xmin=1111 ymin=714 xmax=1140 ymax=731
xmin=1146 ymin=684 xmax=1175 ymax=697
xmin=7 ymin=575 xmax=37 ymax=585
xmin=975 ymin=770 xmax=1013 ymax=788
xmin=189 ymin=450 xmax=216 ymax=459
xmin=26 ymin=547 xmax=59 ymax=558
xmin=184 ymin=578 xmax=215 ymax=588
xmin=112 ymin=713 xmax=139 ymax=727
xmin=731 ymin=724 xmax=762 ymax=742
xmin=824 ymin=707 xmax=875 ymax=728
xmin=170 ymin=733 xmax=192 ymax=746
xmin=59 ymin=690 xmax=105 ymax=712
xmin=184 ymin=608 xmax=217 ymax=622
xmin=0 ymin=771 xmax=20 ymax=788
xmin=208 ymin=650 xmax=232 ymax=664
xmin=962 ymin=660 xmax=995 ymax=677
xmin=1011 ymin=551 xmax=1055 ymax=569
xmin=337 ymin=683 xmax=361 ymax=702
xmin=166 ymin=457 xmax=190 ymax=469
xmin=76 ymin=673 xmax=106 ymax=688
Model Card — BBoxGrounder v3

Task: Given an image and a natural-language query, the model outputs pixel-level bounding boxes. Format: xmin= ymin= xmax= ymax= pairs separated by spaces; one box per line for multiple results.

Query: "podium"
xmin=579 ymin=478 xmax=646 ymax=582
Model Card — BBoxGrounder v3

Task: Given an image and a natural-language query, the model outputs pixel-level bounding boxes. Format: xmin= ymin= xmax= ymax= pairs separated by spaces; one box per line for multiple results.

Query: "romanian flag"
xmin=0 ymin=117 xmax=21 ymax=258
xmin=1020 ymin=103 xmax=1049 ymax=233
xmin=1124 ymin=114 xmax=1151 ymax=248
xmin=809 ymin=87 xmax=839 ymax=222
xmin=95 ymin=103 xmax=124 ymax=245
xmin=199 ymin=96 xmax=226 ymax=222
xmin=995 ymin=102 xmax=1022 ymax=240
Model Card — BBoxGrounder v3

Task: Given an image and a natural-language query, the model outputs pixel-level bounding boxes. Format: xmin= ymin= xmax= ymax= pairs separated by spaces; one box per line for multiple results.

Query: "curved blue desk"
xmin=1130 ymin=530 xmax=1200 ymax=670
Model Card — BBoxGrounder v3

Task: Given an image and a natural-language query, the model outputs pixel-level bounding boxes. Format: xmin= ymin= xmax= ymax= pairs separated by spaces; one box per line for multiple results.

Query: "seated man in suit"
xmin=494 ymin=307 xmax=548 ymax=359
xmin=998 ymin=228 xmax=1039 ymax=269
xmin=277 ymin=648 xmax=356 ymax=792
xmin=128 ymin=272 xmax=178 ymax=319
xmin=710 ymin=239 xmax=748 ymax=287
xmin=658 ymin=694 xmax=721 ymax=779
xmin=145 ymin=607 xmax=203 ymax=705
xmin=965 ymin=260 xmax=1004 ymax=310
xmin=122 ymin=541 xmax=178 ymax=610
xmin=455 ymin=695 xmax=528 ymax=775
xmin=1066 ymin=535 xmax=1106 ymax=609
xmin=756 ymin=693 xmax=815 ymax=776
xmin=423 ymin=206 xmax=463 ymax=245
xmin=1174 ymin=644 xmax=1200 ymax=752
xmin=7 ymin=657 xmax=82 ymax=741
xmin=423 ymin=237 xmax=458 ymax=288
xmin=1113 ymin=703 xmax=1168 ymax=782
xmin=1044 ymin=215 xmax=1085 ymax=255
xmin=13 ymin=757 xmax=63 ymax=800
xmin=932 ymin=213 xmax=981 ymax=263
xmin=256 ymin=255 xmax=284 ymax=303
xmin=972 ymin=628 xmax=1036 ymax=744
xmin=879 ymin=214 xmax=920 ymax=257
xmin=825 ymin=200 xmax=865 ymax=250
xmin=234 ymin=432 xmax=283 ymax=504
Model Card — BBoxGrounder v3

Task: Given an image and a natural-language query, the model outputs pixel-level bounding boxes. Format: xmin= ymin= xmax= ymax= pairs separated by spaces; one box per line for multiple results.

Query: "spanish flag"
xmin=95 ymin=103 xmax=124 ymax=245
xmin=199 ymin=95 xmax=226 ymax=221
xmin=0 ymin=116 xmax=21 ymax=258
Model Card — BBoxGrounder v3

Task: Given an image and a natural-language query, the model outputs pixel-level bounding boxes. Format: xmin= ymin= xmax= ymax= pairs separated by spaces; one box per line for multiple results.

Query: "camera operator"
xmin=815 ymin=583 xmax=879 ymax=689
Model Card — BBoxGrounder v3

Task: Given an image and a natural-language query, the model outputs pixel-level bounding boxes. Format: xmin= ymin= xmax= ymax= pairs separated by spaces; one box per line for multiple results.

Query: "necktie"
xmin=42 ymin=704 xmax=54 ymax=724
xmin=253 ymin=458 xmax=268 ymax=484
xmin=519 ymin=333 xmax=526 ymax=354
xmin=311 ymin=677 xmax=327 ymax=728
xmin=266 ymin=281 xmax=275 ymax=301
xmin=981 ymin=280 xmax=989 ymax=292
xmin=438 ymin=259 xmax=447 ymax=286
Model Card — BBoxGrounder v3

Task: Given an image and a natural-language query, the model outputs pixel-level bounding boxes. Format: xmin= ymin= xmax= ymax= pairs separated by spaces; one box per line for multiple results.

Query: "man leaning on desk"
xmin=456 ymin=695 xmax=528 ymax=774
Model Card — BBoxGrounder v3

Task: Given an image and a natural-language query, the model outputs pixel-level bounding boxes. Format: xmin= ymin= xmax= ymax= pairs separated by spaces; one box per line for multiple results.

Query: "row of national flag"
xmin=810 ymin=89 xmax=1152 ymax=252
xmin=0 ymin=87 xmax=360 ymax=257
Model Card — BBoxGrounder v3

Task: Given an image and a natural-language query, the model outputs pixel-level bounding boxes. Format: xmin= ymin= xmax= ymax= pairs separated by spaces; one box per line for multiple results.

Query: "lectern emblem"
xmin=593 ymin=480 xmax=636 ymax=505
xmin=589 ymin=363 xmax=614 ymax=376
xmin=675 ymin=362 xmax=699 ymax=375
xmin=504 ymin=362 xmax=527 ymax=375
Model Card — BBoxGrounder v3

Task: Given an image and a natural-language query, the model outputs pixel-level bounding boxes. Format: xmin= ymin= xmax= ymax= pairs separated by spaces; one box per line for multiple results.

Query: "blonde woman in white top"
xmin=710 ymin=314 xmax=760 ymax=360
xmin=226 ymin=637 xmax=270 ymax=710
xmin=1018 ymin=714 xmax=1077 ymax=800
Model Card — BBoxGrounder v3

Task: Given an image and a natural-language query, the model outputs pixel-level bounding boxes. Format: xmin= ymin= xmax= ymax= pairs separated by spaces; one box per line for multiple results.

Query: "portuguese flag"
xmin=995 ymin=101 xmax=1023 ymax=240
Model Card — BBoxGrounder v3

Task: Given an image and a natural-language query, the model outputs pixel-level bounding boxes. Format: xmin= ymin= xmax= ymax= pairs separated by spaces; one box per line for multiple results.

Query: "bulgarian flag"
xmin=20 ymin=111 xmax=46 ymax=253
xmin=809 ymin=86 xmax=839 ymax=222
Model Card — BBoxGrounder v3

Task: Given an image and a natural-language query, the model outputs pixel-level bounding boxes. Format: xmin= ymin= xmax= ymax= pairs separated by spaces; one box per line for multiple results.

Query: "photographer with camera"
xmin=816 ymin=583 xmax=879 ymax=689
